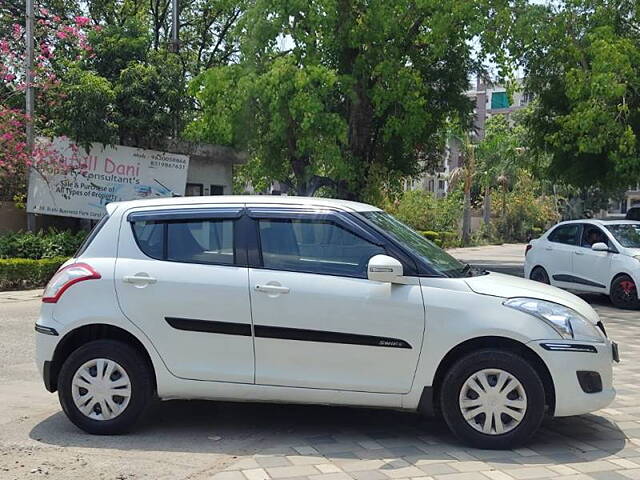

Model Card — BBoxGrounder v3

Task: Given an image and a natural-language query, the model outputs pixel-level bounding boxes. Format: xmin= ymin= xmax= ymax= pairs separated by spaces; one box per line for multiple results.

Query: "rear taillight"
xmin=42 ymin=263 xmax=101 ymax=303
xmin=525 ymin=244 xmax=532 ymax=256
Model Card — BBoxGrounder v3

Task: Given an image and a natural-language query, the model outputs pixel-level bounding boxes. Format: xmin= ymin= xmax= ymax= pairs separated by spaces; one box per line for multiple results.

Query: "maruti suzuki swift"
xmin=35 ymin=196 xmax=618 ymax=448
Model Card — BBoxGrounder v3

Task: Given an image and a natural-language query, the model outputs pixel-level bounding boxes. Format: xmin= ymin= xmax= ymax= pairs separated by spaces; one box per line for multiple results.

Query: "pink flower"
xmin=74 ymin=16 xmax=91 ymax=27
xmin=2 ymin=132 xmax=14 ymax=141
xmin=0 ymin=40 xmax=8 ymax=54
xmin=11 ymin=24 xmax=22 ymax=39
xmin=55 ymin=31 xmax=67 ymax=40
xmin=3 ymin=73 xmax=16 ymax=82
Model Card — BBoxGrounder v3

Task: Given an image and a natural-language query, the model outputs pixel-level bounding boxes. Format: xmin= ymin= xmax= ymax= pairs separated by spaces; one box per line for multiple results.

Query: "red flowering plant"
xmin=0 ymin=10 xmax=95 ymax=201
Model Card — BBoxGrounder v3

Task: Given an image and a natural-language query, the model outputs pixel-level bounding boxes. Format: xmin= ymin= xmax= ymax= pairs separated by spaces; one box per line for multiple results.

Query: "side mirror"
xmin=592 ymin=242 xmax=609 ymax=252
xmin=367 ymin=254 xmax=403 ymax=283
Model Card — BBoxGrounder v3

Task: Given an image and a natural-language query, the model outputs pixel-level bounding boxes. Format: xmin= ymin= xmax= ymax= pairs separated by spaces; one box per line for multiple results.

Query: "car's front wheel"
xmin=58 ymin=339 xmax=153 ymax=434
xmin=610 ymin=274 xmax=640 ymax=310
xmin=440 ymin=349 xmax=546 ymax=449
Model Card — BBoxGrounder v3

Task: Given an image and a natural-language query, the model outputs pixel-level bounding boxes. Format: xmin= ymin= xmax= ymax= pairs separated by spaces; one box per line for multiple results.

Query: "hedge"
xmin=0 ymin=229 xmax=87 ymax=260
xmin=0 ymin=257 xmax=68 ymax=291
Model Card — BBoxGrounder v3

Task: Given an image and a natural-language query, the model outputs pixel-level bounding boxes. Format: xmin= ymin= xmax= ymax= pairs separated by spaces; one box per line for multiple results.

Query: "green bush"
xmin=386 ymin=190 xmax=462 ymax=234
xmin=421 ymin=230 xmax=460 ymax=248
xmin=439 ymin=231 xmax=460 ymax=248
xmin=493 ymin=171 xmax=559 ymax=242
xmin=421 ymin=231 xmax=440 ymax=242
xmin=0 ymin=257 xmax=68 ymax=291
xmin=0 ymin=229 xmax=88 ymax=260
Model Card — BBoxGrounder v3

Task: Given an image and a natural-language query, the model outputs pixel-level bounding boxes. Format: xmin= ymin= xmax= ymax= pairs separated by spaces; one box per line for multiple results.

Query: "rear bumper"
xmin=42 ymin=360 xmax=56 ymax=392
xmin=35 ymin=309 xmax=61 ymax=392
xmin=527 ymin=339 xmax=615 ymax=417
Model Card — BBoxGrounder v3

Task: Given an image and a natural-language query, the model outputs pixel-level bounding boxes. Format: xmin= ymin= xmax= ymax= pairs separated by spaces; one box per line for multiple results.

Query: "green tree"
xmin=496 ymin=0 xmax=640 ymax=189
xmin=190 ymin=0 xmax=488 ymax=199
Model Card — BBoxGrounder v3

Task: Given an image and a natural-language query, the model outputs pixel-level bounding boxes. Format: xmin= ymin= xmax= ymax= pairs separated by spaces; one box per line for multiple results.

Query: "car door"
xmin=246 ymin=207 xmax=426 ymax=394
xmin=570 ymin=224 xmax=613 ymax=292
xmin=545 ymin=223 xmax=582 ymax=289
xmin=114 ymin=205 xmax=255 ymax=383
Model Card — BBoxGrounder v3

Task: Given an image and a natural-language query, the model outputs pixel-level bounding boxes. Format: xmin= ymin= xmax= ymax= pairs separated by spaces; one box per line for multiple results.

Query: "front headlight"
xmin=504 ymin=298 xmax=604 ymax=342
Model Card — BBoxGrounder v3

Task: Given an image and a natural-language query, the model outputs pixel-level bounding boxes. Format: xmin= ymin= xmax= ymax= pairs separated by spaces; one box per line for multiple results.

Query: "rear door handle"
xmin=123 ymin=274 xmax=157 ymax=284
xmin=255 ymin=284 xmax=290 ymax=294
xmin=574 ymin=251 xmax=585 ymax=256
xmin=545 ymin=247 xmax=553 ymax=251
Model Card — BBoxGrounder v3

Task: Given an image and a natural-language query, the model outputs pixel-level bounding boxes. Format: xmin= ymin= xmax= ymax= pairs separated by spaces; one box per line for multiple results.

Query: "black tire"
xmin=610 ymin=274 xmax=640 ymax=310
xmin=440 ymin=349 xmax=546 ymax=449
xmin=58 ymin=339 xmax=153 ymax=434
xmin=529 ymin=266 xmax=550 ymax=284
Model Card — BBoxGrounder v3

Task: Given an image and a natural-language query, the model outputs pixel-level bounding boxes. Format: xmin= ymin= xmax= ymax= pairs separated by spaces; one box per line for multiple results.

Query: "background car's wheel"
xmin=610 ymin=274 xmax=640 ymax=310
xmin=58 ymin=339 xmax=153 ymax=434
xmin=529 ymin=266 xmax=550 ymax=284
xmin=440 ymin=349 xmax=546 ymax=449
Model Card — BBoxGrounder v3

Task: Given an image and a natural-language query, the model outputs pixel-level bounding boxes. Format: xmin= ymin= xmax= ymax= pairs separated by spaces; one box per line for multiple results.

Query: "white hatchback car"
xmin=525 ymin=219 xmax=640 ymax=309
xmin=36 ymin=196 xmax=617 ymax=448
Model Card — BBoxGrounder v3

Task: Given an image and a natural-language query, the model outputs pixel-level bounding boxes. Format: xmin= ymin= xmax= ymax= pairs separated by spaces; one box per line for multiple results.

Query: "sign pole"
xmin=25 ymin=0 xmax=36 ymax=231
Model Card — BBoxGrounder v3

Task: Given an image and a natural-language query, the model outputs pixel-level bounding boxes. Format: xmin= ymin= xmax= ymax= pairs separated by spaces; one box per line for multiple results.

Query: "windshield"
xmin=361 ymin=211 xmax=469 ymax=277
xmin=605 ymin=223 xmax=640 ymax=248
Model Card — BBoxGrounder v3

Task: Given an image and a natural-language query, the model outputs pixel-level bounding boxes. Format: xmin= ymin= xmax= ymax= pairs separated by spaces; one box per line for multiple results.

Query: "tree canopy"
xmin=495 ymin=0 xmax=640 ymax=189
xmin=189 ymin=0 xmax=495 ymax=200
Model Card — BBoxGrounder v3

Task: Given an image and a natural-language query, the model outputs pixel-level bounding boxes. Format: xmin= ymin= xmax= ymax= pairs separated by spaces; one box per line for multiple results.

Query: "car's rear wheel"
xmin=529 ymin=266 xmax=550 ymax=284
xmin=610 ymin=274 xmax=640 ymax=310
xmin=440 ymin=349 xmax=545 ymax=449
xmin=58 ymin=339 xmax=153 ymax=434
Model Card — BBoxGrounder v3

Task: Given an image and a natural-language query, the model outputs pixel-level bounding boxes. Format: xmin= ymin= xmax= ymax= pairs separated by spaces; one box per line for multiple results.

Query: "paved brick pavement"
xmin=202 ymin=296 xmax=640 ymax=480
xmin=2 ymin=269 xmax=640 ymax=479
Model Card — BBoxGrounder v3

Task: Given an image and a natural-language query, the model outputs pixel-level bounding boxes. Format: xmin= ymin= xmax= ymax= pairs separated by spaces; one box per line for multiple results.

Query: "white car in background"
xmin=525 ymin=219 xmax=640 ymax=309
xmin=36 ymin=197 xmax=617 ymax=449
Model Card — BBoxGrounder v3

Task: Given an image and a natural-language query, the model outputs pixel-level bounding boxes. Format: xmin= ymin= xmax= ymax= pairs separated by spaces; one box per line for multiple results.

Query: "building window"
xmin=438 ymin=180 xmax=445 ymax=190
xmin=491 ymin=91 xmax=510 ymax=109
xmin=185 ymin=183 xmax=203 ymax=196
xmin=210 ymin=185 xmax=224 ymax=195
xmin=428 ymin=179 xmax=434 ymax=192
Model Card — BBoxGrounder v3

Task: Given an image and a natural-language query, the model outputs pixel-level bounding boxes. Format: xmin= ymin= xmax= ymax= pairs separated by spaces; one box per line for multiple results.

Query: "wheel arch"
xmin=529 ymin=265 xmax=549 ymax=280
xmin=420 ymin=336 xmax=555 ymax=417
xmin=47 ymin=323 xmax=157 ymax=394
xmin=611 ymin=271 xmax=632 ymax=289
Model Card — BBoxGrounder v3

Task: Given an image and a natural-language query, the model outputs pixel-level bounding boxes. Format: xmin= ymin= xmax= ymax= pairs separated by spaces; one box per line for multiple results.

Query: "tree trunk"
xmin=483 ymin=185 xmax=491 ymax=224
xmin=462 ymin=189 xmax=472 ymax=246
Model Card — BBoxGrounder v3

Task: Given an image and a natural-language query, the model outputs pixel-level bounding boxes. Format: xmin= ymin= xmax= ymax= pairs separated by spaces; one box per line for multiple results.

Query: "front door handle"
xmin=574 ymin=251 xmax=585 ymax=256
xmin=255 ymin=284 xmax=290 ymax=294
xmin=123 ymin=274 xmax=157 ymax=285
xmin=545 ymin=247 xmax=553 ymax=251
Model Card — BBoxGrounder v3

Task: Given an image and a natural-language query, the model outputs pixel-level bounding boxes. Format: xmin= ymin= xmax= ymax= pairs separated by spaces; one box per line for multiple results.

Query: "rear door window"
xmin=129 ymin=210 xmax=238 ymax=265
xmin=548 ymin=224 xmax=581 ymax=245
xmin=167 ymin=220 xmax=234 ymax=265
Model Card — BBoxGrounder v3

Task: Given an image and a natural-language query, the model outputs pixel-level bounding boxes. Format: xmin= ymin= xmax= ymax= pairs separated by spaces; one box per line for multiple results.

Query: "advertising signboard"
xmin=26 ymin=137 xmax=189 ymax=220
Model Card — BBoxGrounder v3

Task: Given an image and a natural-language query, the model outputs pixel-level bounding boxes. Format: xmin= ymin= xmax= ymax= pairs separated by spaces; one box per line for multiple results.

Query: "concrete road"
xmin=2 ymin=250 xmax=640 ymax=480
xmin=448 ymin=243 xmax=527 ymax=277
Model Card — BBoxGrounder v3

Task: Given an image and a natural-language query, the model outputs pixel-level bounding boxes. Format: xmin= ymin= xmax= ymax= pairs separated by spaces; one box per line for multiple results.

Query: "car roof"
xmin=107 ymin=195 xmax=381 ymax=215
xmin=553 ymin=219 xmax=640 ymax=227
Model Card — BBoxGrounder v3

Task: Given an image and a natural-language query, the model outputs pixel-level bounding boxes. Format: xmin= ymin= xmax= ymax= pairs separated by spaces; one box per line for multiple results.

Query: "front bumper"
xmin=527 ymin=339 xmax=616 ymax=417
